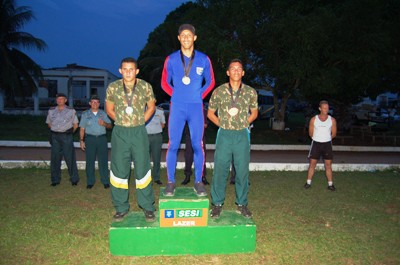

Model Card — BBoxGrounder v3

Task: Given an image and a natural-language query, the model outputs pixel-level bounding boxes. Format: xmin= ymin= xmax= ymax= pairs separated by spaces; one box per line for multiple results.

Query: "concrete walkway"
xmin=0 ymin=141 xmax=399 ymax=171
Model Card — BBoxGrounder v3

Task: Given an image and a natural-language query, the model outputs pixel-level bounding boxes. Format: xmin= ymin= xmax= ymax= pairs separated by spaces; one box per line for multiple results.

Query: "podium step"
xmin=109 ymin=210 xmax=256 ymax=256
xmin=159 ymin=187 xmax=209 ymax=227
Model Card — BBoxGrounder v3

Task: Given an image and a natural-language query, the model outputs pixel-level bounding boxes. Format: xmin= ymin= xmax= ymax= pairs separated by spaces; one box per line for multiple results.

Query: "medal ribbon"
xmin=229 ymin=83 xmax=242 ymax=107
xmin=123 ymin=80 xmax=137 ymax=107
xmin=180 ymin=50 xmax=195 ymax=77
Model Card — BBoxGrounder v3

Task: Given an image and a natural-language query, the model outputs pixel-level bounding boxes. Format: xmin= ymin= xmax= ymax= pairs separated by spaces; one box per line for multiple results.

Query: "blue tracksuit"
xmin=161 ymin=49 xmax=215 ymax=183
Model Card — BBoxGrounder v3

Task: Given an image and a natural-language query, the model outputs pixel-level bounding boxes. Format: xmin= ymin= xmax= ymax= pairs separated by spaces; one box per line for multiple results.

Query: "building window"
xmin=72 ymin=80 xmax=87 ymax=99
xmin=90 ymin=80 xmax=104 ymax=97
xmin=44 ymin=80 xmax=58 ymax=97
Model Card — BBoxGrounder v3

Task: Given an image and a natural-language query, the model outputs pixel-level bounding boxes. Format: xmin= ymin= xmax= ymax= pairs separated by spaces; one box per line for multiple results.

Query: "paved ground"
xmin=0 ymin=146 xmax=399 ymax=164
xmin=1 ymin=143 xmax=399 ymax=171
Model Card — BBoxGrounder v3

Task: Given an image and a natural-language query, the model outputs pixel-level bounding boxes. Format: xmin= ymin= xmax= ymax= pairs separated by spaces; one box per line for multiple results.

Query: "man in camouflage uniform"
xmin=207 ymin=59 xmax=258 ymax=219
xmin=46 ymin=93 xmax=80 ymax=186
xmin=105 ymin=57 xmax=156 ymax=222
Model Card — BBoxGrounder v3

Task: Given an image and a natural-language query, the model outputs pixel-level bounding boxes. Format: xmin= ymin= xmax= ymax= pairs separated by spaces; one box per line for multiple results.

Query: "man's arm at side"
xmin=331 ymin=117 xmax=337 ymax=139
xmin=247 ymin=108 xmax=258 ymax=124
xmin=161 ymin=57 xmax=173 ymax=96
xmin=144 ymin=100 xmax=156 ymax=122
xmin=105 ymin=101 xmax=116 ymax=121
xmin=308 ymin=116 xmax=315 ymax=138
xmin=79 ymin=127 xmax=86 ymax=150
xmin=207 ymin=108 xmax=219 ymax=127
xmin=201 ymin=57 xmax=215 ymax=99
xmin=73 ymin=123 xmax=78 ymax=133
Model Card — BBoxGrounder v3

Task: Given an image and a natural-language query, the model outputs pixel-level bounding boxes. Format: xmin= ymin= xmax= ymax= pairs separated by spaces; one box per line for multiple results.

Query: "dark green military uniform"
xmin=208 ymin=83 xmax=258 ymax=206
xmin=79 ymin=108 xmax=111 ymax=187
xmin=106 ymin=79 xmax=155 ymax=213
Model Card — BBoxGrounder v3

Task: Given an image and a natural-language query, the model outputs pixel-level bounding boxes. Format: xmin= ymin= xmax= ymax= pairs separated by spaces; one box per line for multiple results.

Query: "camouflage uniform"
xmin=208 ymin=83 xmax=258 ymax=206
xmin=106 ymin=79 xmax=155 ymax=213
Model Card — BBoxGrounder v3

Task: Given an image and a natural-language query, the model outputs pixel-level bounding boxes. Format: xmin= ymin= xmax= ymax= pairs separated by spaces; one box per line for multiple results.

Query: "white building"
xmin=38 ymin=63 xmax=118 ymax=107
xmin=0 ymin=63 xmax=119 ymax=115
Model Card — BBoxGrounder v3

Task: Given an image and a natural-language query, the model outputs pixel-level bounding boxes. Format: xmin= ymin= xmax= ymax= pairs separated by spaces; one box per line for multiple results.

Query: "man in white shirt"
xmin=304 ymin=100 xmax=337 ymax=191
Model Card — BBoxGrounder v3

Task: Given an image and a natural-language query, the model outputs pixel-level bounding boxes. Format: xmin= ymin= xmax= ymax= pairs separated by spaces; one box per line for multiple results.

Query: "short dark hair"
xmin=178 ymin=24 xmax=195 ymax=35
xmin=227 ymin=58 xmax=244 ymax=70
xmin=120 ymin=57 xmax=138 ymax=68
xmin=319 ymin=100 xmax=329 ymax=107
xmin=55 ymin=93 xmax=67 ymax=98
xmin=90 ymin=95 xmax=100 ymax=101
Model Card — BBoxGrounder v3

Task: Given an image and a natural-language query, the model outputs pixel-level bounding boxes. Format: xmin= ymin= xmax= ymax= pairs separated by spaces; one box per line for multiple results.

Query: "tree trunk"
xmin=272 ymin=119 xmax=285 ymax=130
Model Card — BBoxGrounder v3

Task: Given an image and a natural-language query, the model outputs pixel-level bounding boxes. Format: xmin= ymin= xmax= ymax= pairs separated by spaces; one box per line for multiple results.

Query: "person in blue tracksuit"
xmin=161 ymin=24 xmax=215 ymax=197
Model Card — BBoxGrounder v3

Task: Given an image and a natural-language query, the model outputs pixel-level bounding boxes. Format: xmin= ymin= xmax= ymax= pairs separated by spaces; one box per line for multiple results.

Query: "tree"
xmin=215 ymin=0 xmax=399 ymax=128
xmin=0 ymin=0 xmax=47 ymax=106
xmin=138 ymin=0 xmax=399 ymax=130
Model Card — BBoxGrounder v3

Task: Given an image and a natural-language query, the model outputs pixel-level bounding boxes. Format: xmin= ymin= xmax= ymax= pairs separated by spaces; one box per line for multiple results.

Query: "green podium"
xmin=109 ymin=187 xmax=256 ymax=256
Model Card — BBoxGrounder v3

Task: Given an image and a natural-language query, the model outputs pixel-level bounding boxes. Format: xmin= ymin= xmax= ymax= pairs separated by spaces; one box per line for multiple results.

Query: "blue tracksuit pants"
xmin=166 ymin=102 xmax=205 ymax=183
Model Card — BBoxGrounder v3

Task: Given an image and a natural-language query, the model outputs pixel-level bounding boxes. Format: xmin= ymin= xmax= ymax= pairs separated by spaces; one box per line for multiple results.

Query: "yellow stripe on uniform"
xmin=110 ymin=170 xmax=129 ymax=189
xmin=136 ymin=169 xmax=152 ymax=189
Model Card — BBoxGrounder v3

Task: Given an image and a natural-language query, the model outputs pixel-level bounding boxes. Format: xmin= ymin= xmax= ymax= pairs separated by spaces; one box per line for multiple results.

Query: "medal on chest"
xmin=123 ymin=81 xmax=136 ymax=115
xmin=125 ymin=106 xmax=133 ymax=114
xmin=182 ymin=76 xmax=191 ymax=85
xmin=180 ymin=50 xmax=195 ymax=85
xmin=228 ymin=107 xmax=239 ymax=116
xmin=228 ymin=83 xmax=242 ymax=117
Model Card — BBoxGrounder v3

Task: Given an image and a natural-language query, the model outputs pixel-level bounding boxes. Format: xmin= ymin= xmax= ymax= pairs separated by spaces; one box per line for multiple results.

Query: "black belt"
xmin=148 ymin=132 xmax=162 ymax=135
xmin=51 ymin=129 xmax=73 ymax=135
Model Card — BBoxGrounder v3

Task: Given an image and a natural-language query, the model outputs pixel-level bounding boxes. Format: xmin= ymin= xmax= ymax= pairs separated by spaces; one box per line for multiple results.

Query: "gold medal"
xmin=182 ymin=76 xmax=191 ymax=85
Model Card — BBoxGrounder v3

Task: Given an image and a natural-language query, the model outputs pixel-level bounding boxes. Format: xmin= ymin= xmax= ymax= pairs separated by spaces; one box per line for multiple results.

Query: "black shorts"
xmin=308 ymin=141 xmax=333 ymax=160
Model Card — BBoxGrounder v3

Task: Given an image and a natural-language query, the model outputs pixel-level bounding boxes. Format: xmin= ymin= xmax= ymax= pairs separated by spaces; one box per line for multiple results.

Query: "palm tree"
xmin=0 ymin=0 xmax=47 ymax=107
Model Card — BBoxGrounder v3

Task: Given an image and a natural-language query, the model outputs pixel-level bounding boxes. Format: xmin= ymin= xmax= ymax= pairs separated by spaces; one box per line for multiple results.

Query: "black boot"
xmin=181 ymin=175 xmax=190 ymax=185
xmin=202 ymin=176 xmax=210 ymax=185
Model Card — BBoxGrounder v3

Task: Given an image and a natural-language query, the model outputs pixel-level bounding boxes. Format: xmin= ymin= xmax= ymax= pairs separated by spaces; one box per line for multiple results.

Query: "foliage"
xmin=138 ymin=0 xmax=399 ymax=124
xmin=0 ymin=0 xmax=47 ymax=105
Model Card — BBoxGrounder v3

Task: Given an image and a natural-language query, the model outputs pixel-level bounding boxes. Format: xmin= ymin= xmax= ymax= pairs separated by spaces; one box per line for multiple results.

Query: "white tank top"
xmin=312 ymin=115 xmax=332 ymax=143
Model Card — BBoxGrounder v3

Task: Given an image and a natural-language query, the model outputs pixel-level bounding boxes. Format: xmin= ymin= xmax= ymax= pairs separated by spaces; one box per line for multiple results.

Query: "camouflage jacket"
xmin=208 ymin=83 xmax=258 ymax=130
xmin=106 ymin=78 xmax=155 ymax=127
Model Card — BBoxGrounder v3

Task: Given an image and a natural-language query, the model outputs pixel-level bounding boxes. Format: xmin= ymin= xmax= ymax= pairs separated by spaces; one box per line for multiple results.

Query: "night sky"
xmin=17 ymin=0 xmax=190 ymax=75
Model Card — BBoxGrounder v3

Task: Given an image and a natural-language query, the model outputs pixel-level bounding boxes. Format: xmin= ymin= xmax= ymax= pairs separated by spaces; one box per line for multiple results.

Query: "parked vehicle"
xmin=353 ymin=92 xmax=399 ymax=124
xmin=258 ymin=104 xmax=275 ymax=119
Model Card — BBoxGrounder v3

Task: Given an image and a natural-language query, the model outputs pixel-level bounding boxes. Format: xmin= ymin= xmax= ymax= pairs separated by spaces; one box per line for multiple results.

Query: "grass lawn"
xmin=0 ymin=168 xmax=399 ymax=264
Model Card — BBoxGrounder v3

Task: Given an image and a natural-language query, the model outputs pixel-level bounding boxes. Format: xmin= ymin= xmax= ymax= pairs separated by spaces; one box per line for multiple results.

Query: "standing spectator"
xmin=161 ymin=23 xmax=215 ymax=196
xmin=304 ymin=100 xmax=337 ymax=191
xmin=46 ymin=93 xmax=80 ymax=186
xmin=105 ymin=57 xmax=156 ymax=222
xmin=79 ymin=95 xmax=112 ymax=189
xmin=207 ymin=59 xmax=258 ymax=219
xmin=145 ymin=104 xmax=166 ymax=185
